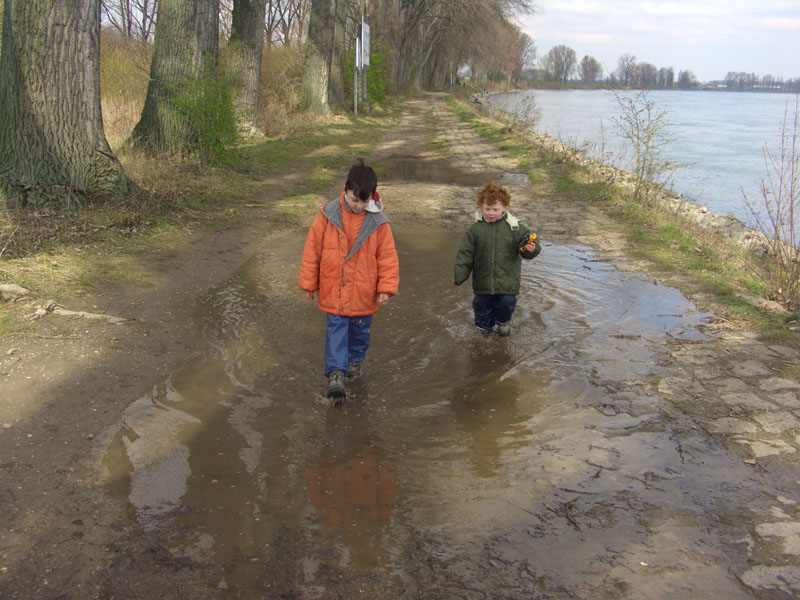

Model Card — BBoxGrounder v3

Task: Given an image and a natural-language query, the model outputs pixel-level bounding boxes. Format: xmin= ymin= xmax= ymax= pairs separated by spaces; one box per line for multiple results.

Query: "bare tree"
xmin=131 ymin=0 xmax=220 ymax=152
xmin=101 ymin=0 xmax=158 ymax=41
xmin=578 ymin=55 xmax=602 ymax=85
xmin=269 ymin=0 xmax=308 ymax=46
xmin=545 ymin=44 xmax=576 ymax=83
xmin=507 ymin=28 xmax=536 ymax=85
xmin=219 ymin=0 xmax=233 ymax=38
xmin=657 ymin=67 xmax=674 ymax=88
xmin=638 ymin=62 xmax=657 ymax=88
xmin=677 ymin=69 xmax=698 ymax=89
xmin=376 ymin=0 xmax=537 ymax=89
xmin=1 ymin=0 xmax=129 ymax=208
xmin=616 ymin=53 xmax=636 ymax=87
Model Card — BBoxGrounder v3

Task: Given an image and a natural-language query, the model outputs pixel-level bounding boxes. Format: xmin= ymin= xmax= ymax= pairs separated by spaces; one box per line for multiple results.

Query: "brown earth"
xmin=1 ymin=94 xmax=800 ymax=599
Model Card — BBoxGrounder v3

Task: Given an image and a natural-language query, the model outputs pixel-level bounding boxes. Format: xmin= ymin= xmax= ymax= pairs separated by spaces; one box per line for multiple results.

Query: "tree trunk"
xmin=328 ymin=0 xmax=347 ymax=110
xmin=0 ymin=0 xmax=129 ymax=208
xmin=300 ymin=0 xmax=335 ymax=114
xmin=131 ymin=0 xmax=220 ymax=152
xmin=227 ymin=0 xmax=267 ymax=136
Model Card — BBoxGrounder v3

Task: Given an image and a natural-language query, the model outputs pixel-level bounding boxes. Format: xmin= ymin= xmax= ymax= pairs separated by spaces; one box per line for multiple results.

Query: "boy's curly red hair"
xmin=476 ymin=181 xmax=511 ymax=207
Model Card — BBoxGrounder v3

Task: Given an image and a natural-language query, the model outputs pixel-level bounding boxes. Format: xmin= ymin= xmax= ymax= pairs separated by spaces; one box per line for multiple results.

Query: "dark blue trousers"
xmin=472 ymin=294 xmax=517 ymax=330
xmin=324 ymin=314 xmax=373 ymax=376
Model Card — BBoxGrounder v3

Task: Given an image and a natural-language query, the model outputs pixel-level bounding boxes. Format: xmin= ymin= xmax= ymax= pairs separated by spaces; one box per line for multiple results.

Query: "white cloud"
xmin=640 ymin=2 xmax=718 ymax=17
xmin=551 ymin=1 xmax=608 ymax=14
xmin=571 ymin=32 xmax=621 ymax=44
xmin=629 ymin=19 xmax=661 ymax=32
xmin=521 ymin=0 xmax=800 ymax=80
xmin=759 ymin=17 xmax=800 ymax=29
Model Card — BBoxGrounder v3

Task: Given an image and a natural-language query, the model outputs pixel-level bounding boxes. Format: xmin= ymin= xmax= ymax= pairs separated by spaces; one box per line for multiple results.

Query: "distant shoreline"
xmin=468 ymin=83 xmax=800 ymax=95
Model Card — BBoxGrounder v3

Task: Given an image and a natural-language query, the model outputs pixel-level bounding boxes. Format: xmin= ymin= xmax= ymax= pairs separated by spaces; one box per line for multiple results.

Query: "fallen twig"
xmin=0 ymin=225 xmax=19 ymax=258
xmin=30 ymin=300 xmax=132 ymax=324
xmin=543 ymin=499 xmax=582 ymax=531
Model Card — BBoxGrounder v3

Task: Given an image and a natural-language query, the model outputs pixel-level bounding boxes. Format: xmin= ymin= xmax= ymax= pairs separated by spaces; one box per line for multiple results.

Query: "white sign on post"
xmin=361 ymin=18 xmax=370 ymax=68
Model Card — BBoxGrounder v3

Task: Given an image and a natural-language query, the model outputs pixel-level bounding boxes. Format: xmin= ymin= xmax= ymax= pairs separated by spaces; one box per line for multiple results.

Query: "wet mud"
xmin=98 ymin=211 xmax=797 ymax=598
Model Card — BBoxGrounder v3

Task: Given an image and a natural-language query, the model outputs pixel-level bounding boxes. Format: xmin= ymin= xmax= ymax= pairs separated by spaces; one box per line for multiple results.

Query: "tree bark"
xmin=0 ymin=0 xmax=129 ymax=208
xmin=328 ymin=0 xmax=347 ymax=110
xmin=131 ymin=0 xmax=220 ymax=152
xmin=300 ymin=0 xmax=335 ymax=114
xmin=227 ymin=0 xmax=267 ymax=136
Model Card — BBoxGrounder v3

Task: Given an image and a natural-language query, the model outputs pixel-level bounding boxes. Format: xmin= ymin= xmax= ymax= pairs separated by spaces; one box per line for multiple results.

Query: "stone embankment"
xmin=474 ymin=95 xmax=771 ymax=254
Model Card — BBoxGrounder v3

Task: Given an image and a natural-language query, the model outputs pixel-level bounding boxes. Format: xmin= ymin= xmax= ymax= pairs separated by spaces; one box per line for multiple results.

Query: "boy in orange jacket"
xmin=298 ymin=160 xmax=399 ymax=402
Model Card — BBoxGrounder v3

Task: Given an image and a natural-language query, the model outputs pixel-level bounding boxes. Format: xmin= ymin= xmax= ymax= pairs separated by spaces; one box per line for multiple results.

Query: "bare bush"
xmin=611 ymin=90 xmax=679 ymax=208
xmin=743 ymin=94 xmax=800 ymax=309
xmin=258 ymin=44 xmax=306 ymax=137
xmin=491 ymin=92 xmax=541 ymax=133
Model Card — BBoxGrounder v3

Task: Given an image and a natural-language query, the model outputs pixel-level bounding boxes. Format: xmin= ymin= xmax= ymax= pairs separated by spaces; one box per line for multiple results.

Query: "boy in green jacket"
xmin=454 ymin=181 xmax=541 ymax=336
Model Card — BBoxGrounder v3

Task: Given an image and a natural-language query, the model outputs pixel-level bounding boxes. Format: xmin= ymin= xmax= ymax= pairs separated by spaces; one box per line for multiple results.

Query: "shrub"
xmin=167 ymin=68 xmax=241 ymax=165
xmin=345 ymin=39 xmax=393 ymax=109
xmin=611 ymin=90 xmax=678 ymax=207
xmin=99 ymin=28 xmax=151 ymax=147
xmin=258 ymin=44 xmax=306 ymax=136
xmin=743 ymin=94 xmax=800 ymax=309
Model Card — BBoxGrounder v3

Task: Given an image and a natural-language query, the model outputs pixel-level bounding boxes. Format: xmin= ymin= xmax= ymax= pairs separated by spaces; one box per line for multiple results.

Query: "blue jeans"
xmin=324 ymin=314 xmax=373 ymax=376
xmin=472 ymin=294 xmax=517 ymax=330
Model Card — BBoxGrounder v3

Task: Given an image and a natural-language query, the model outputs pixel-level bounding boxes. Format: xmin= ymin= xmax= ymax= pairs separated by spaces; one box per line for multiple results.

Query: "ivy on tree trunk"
xmin=131 ymin=0 xmax=220 ymax=153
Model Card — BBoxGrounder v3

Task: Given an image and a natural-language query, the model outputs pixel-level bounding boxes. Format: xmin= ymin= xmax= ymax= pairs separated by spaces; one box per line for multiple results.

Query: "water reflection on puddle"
xmin=375 ymin=158 xmax=529 ymax=187
xmin=101 ymin=227 xmax=724 ymax=596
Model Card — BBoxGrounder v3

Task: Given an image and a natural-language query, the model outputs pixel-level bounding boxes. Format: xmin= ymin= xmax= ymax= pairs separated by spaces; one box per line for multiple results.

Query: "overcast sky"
xmin=517 ymin=1 xmax=800 ymax=82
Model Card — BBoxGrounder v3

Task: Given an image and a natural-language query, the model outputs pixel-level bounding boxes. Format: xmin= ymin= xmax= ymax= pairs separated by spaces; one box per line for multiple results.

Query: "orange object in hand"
xmin=520 ymin=232 xmax=537 ymax=252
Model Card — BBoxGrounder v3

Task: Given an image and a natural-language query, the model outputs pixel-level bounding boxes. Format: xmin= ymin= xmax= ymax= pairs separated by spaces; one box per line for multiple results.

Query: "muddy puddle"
xmin=100 ymin=226 xmax=773 ymax=598
xmin=375 ymin=158 xmax=529 ymax=187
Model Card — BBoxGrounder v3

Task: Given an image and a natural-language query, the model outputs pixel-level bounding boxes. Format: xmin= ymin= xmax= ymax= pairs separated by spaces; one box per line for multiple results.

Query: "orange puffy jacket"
xmin=298 ymin=194 xmax=399 ymax=316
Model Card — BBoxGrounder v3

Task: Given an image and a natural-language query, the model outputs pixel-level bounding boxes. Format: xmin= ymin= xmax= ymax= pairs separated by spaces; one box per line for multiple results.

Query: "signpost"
xmin=355 ymin=17 xmax=370 ymax=116
xmin=361 ymin=17 xmax=370 ymax=102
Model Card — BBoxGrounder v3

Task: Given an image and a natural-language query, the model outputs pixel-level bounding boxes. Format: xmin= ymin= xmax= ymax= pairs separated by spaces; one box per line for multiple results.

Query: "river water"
xmin=490 ymin=89 xmax=797 ymax=225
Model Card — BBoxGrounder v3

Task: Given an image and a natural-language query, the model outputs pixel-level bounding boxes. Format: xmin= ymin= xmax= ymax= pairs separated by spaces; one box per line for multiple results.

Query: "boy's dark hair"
xmin=345 ymin=158 xmax=378 ymax=201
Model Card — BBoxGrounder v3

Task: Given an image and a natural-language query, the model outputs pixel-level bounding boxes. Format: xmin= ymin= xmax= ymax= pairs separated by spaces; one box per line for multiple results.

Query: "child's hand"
xmin=304 ymin=291 xmax=315 ymax=301
xmin=377 ymin=293 xmax=389 ymax=305
xmin=520 ymin=233 xmax=537 ymax=253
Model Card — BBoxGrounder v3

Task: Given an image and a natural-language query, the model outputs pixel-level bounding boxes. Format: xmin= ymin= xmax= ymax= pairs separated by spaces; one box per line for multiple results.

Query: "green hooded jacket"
xmin=454 ymin=211 xmax=541 ymax=295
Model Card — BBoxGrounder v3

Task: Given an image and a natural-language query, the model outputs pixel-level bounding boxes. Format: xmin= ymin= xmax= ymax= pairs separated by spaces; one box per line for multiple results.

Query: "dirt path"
xmin=2 ymin=94 xmax=800 ymax=599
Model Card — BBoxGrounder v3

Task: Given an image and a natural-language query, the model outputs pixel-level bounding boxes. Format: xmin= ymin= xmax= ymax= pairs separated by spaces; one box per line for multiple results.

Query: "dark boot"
xmin=326 ymin=370 xmax=346 ymax=400
xmin=347 ymin=361 xmax=363 ymax=379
